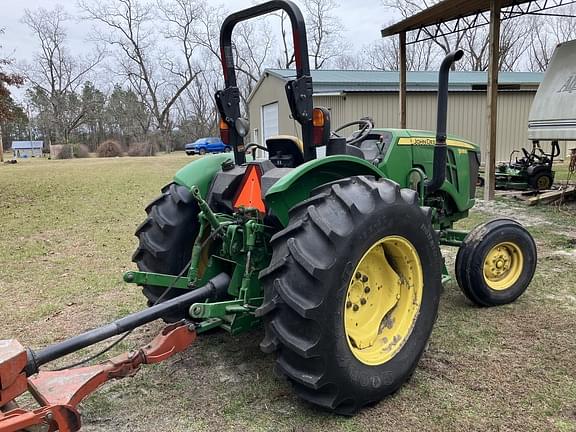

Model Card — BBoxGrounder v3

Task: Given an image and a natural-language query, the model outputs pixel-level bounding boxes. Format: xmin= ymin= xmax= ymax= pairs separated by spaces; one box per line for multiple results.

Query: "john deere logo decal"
xmin=413 ymin=138 xmax=436 ymax=145
xmin=558 ymin=74 xmax=576 ymax=93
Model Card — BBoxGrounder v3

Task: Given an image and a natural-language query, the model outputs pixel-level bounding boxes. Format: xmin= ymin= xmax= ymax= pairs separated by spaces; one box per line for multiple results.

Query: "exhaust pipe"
xmin=424 ymin=49 xmax=464 ymax=194
xmin=25 ymin=273 xmax=230 ymax=376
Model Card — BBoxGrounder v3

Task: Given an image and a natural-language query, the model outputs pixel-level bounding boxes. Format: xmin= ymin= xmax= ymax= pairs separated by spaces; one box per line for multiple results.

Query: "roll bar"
xmin=215 ymin=0 xmax=316 ymax=164
xmin=551 ymin=140 xmax=561 ymax=159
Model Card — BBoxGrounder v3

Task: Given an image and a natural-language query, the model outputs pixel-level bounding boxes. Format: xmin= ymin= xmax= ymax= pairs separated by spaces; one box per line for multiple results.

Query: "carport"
xmin=381 ymin=0 xmax=576 ymax=200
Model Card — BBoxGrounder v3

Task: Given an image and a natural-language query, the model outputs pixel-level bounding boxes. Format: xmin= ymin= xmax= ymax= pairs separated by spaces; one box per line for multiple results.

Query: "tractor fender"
xmin=173 ymin=153 xmax=232 ymax=196
xmin=265 ymin=155 xmax=383 ymax=226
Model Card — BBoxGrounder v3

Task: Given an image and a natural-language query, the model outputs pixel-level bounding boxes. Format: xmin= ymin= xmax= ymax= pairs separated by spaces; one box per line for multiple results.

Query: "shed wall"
xmin=249 ymin=77 xmax=567 ymax=162
xmin=248 ymin=75 xmax=298 ymax=144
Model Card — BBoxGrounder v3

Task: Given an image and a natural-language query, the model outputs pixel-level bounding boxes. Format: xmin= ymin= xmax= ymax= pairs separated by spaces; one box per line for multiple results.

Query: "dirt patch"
xmin=474 ymin=199 xmax=553 ymax=227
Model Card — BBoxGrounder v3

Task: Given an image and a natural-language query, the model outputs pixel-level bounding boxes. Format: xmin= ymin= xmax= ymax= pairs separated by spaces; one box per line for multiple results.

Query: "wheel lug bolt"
xmin=353 ymin=304 xmax=359 ymax=311
xmin=362 ymin=275 xmax=368 ymax=283
xmin=360 ymin=298 xmax=367 ymax=305
xmin=364 ymin=287 xmax=370 ymax=294
xmin=355 ymin=272 xmax=362 ymax=280
xmin=346 ymin=301 xmax=352 ymax=309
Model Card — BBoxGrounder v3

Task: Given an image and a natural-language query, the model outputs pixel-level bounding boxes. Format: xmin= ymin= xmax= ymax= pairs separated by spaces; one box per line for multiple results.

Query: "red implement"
xmin=0 ymin=322 xmax=197 ymax=432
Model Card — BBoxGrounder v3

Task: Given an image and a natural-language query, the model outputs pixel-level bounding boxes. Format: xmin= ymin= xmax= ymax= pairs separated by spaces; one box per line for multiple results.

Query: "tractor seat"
xmin=266 ymin=135 xmax=305 ymax=168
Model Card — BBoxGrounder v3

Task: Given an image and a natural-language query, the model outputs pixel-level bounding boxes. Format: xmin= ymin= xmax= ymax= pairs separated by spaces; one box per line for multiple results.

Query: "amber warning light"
xmin=312 ymin=107 xmax=330 ymax=146
xmin=220 ymin=118 xmax=230 ymax=145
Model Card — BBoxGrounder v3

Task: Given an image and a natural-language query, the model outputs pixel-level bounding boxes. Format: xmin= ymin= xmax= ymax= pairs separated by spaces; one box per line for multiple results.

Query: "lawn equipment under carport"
xmin=492 ymin=140 xmax=560 ymax=191
xmin=0 ymin=1 xmax=538 ymax=430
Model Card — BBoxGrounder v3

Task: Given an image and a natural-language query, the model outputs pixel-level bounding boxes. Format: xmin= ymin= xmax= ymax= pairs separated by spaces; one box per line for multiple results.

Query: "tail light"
xmin=312 ymin=107 xmax=331 ymax=147
xmin=220 ymin=118 xmax=230 ymax=145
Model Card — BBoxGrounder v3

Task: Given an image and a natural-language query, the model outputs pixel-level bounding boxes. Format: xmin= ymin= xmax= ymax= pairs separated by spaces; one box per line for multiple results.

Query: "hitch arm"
xmin=26 ymin=273 xmax=229 ymax=375
xmin=0 ymin=273 xmax=230 ymax=432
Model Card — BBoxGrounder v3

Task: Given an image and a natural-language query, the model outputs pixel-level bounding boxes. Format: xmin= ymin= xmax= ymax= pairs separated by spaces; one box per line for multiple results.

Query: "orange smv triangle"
xmin=233 ymin=164 xmax=266 ymax=214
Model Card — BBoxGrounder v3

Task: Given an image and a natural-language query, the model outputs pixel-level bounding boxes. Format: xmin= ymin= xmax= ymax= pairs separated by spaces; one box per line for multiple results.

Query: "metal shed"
xmin=11 ymin=141 xmax=44 ymax=158
xmin=380 ymin=0 xmax=576 ymax=199
xmin=247 ymin=69 xmax=556 ymax=162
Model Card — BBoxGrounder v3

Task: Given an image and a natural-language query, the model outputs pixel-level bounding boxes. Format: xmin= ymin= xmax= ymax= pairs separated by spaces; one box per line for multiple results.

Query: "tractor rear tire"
xmin=257 ymin=176 xmax=442 ymax=415
xmin=455 ymin=218 xmax=537 ymax=307
xmin=132 ymin=183 xmax=200 ymax=320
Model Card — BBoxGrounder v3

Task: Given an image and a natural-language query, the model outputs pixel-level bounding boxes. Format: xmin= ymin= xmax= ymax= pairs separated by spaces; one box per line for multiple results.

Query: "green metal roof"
xmin=265 ymin=69 xmax=543 ymax=93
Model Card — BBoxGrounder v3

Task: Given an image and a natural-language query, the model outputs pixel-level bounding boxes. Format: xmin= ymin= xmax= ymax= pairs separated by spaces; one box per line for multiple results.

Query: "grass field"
xmin=1 ymin=154 xmax=575 ymax=432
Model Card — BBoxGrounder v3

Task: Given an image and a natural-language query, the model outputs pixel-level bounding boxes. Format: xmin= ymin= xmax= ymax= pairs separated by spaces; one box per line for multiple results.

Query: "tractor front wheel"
xmin=455 ymin=218 xmax=537 ymax=306
xmin=132 ymin=183 xmax=200 ymax=320
xmin=258 ymin=176 xmax=442 ymax=414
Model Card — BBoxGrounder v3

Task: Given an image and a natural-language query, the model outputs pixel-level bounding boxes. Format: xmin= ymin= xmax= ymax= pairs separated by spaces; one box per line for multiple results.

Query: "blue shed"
xmin=11 ymin=141 xmax=44 ymax=158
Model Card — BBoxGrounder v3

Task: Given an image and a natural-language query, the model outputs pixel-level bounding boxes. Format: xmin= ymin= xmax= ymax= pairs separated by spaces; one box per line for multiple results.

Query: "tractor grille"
xmin=445 ymin=149 xmax=460 ymax=192
xmin=469 ymin=151 xmax=481 ymax=198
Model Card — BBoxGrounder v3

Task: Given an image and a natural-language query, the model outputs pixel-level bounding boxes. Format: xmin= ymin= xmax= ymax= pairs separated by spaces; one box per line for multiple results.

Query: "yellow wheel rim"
xmin=483 ymin=242 xmax=524 ymax=291
xmin=537 ymin=176 xmax=550 ymax=190
xmin=344 ymin=236 xmax=423 ymax=366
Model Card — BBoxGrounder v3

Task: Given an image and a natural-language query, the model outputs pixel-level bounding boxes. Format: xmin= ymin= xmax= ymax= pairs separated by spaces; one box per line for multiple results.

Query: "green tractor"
xmin=0 ymin=1 xmax=538 ymax=427
xmin=129 ymin=0 xmax=537 ymax=414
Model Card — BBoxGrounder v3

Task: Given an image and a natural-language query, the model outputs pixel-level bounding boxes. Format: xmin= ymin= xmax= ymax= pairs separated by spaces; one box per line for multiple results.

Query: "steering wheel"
xmin=331 ymin=118 xmax=374 ymax=146
xmin=522 ymin=147 xmax=531 ymax=159
xmin=244 ymin=143 xmax=269 ymax=157
xmin=520 ymin=147 xmax=537 ymax=165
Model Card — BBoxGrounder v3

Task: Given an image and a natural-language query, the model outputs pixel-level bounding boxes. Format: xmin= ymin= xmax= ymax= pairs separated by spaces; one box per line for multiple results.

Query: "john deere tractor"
xmin=0 ymin=1 xmax=537 ymax=429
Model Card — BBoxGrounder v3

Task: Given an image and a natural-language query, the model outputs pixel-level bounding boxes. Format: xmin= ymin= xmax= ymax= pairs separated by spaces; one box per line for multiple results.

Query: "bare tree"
xmin=382 ymin=0 xmax=466 ymax=57
xmin=527 ymin=4 xmax=576 ymax=71
xmin=333 ymin=53 xmax=366 ymax=71
xmin=0 ymin=31 xmax=25 ymax=122
xmin=304 ymin=0 xmax=349 ymax=69
xmin=0 ymin=29 xmax=25 ymax=161
xmin=527 ymin=16 xmax=555 ymax=72
xmin=175 ymin=57 xmax=220 ymax=140
xmin=273 ymin=11 xmax=296 ymax=69
xmin=382 ymin=0 xmax=537 ymax=72
xmin=234 ymin=21 xmax=275 ymax=104
xmin=21 ymin=7 xmax=103 ymax=145
xmin=79 ymin=0 xmax=202 ymax=151
xmin=363 ymin=33 xmax=439 ymax=71
xmin=192 ymin=2 xmax=275 ymax=115
xmin=459 ymin=16 xmax=531 ymax=71
xmin=498 ymin=18 xmax=532 ymax=71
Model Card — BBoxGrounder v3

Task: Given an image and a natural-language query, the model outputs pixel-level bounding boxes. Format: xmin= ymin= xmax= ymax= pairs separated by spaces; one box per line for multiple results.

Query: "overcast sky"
xmin=2 ymin=0 xmax=391 ymax=64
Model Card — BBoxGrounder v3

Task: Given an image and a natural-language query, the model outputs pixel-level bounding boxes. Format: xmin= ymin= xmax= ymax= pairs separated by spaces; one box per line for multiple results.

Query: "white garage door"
xmin=261 ymin=102 xmax=279 ymax=145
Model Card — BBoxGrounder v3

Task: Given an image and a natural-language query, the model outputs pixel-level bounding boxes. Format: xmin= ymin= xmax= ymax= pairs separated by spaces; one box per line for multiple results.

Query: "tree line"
xmin=1 ymin=0 xmax=575 ymax=154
